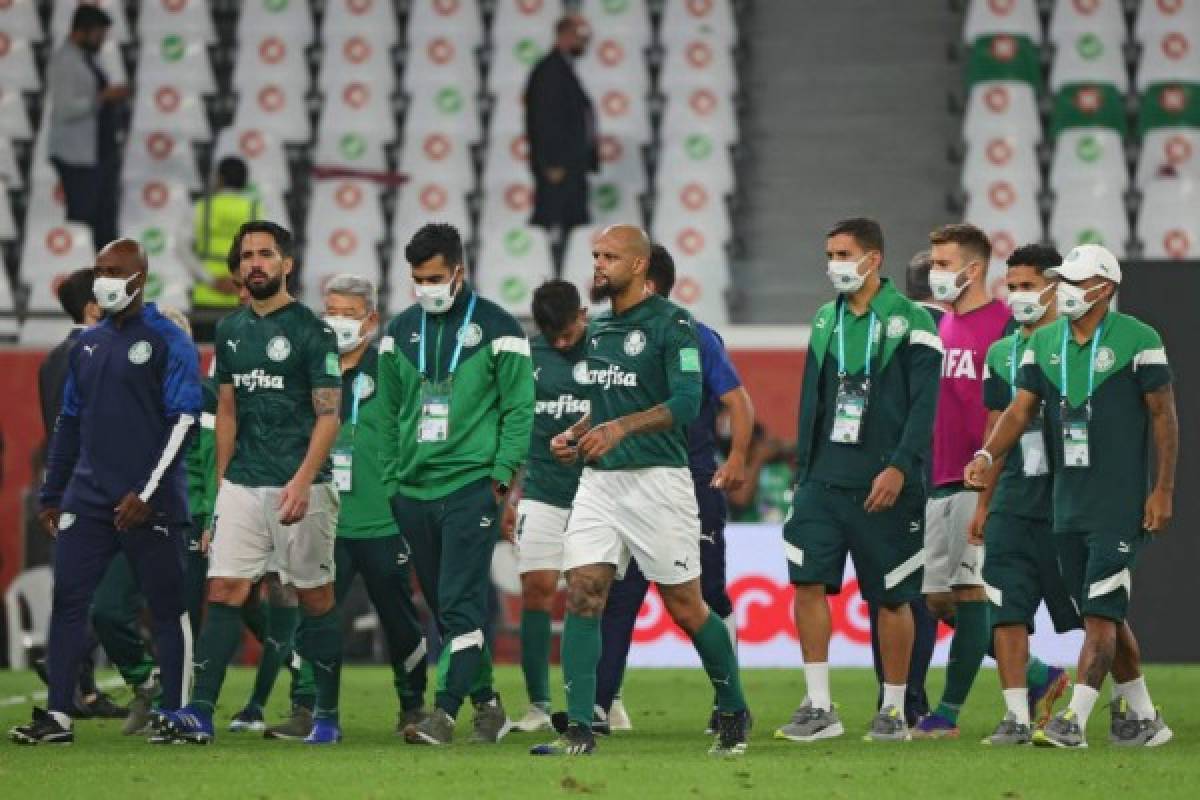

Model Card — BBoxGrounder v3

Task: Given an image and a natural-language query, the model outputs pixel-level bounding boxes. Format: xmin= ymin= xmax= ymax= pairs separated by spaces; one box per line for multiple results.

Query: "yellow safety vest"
xmin=192 ymin=190 xmax=260 ymax=307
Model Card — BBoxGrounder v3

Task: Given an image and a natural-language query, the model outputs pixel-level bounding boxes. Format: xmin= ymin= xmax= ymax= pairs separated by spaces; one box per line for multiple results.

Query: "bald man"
xmin=531 ymin=226 xmax=750 ymax=758
xmin=12 ymin=240 xmax=202 ymax=746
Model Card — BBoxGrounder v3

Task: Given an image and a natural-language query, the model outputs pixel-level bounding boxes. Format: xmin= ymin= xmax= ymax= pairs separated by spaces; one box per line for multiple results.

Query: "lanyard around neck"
xmin=836 ymin=299 xmax=877 ymax=379
xmin=418 ymin=293 xmax=477 ymax=380
xmin=1060 ymin=317 xmax=1105 ymax=404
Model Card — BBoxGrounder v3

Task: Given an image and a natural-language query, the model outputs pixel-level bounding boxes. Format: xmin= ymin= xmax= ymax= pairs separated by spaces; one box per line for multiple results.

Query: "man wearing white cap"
xmin=966 ymin=244 xmax=1178 ymax=748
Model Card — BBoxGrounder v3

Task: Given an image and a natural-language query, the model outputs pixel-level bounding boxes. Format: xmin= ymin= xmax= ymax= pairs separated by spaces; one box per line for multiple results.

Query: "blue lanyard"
xmin=1009 ymin=333 xmax=1022 ymax=401
xmin=836 ymin=300 xmax=877 ymax=379
xmin=418 ymin=293 xmax=477 ymax=380
xmin=1060 ymin=317 xmax=1105 ymax=404
xmin=350 ymin=373 xmax=365 ymax=427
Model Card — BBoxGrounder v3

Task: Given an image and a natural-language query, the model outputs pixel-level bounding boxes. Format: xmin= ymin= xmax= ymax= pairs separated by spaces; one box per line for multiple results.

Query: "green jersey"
xmin=983 ymin=331 xmax=1052 ymax=521
xmin=214 ymin=301 xmax=341 ymax=487
xmin=185 ymin=378 xmax=218 ymax=526
xmin=1016 ymin=312 xmax=1171 ymax=533
xmin=334 ymin=346 xmax=397 ymax=538
xmin=377 ymin=286 xmax=535 ymax=501
xmin=583 ymin=293 xmax=702 ymax=470
xmin=523 ymin=334 xmax=590 ymax=509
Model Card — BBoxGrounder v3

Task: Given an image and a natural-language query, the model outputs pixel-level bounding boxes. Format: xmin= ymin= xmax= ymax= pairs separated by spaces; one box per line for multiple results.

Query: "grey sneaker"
xmin=263 ymin=705 xmax=314 ymax=740
xmin=469 ymin=694 xmax=513 ymax=743
xmin=774 ymin=699 xmax=844 ymax=742
xmin=1033 ymin=709 xmax=1087 ymax=748
xmin=864 ymin=705 xmax=910 ymax=742
xmin=122 ymin=678 xmax=161 ymax=736
xmin=982 ymin=712 xmax=1032 ymax=746
xmin=1109 ymin=700 xmax=1173 ymax=748
xmin=405 ymin=707 xmax=455 ymax=745
xmin=397 ymin=707 xmax=430 ymax=734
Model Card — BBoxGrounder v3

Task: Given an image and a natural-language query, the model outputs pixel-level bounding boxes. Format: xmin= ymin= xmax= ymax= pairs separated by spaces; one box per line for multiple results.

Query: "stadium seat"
xmin=318 ymin=31 xmax=397 ymax=94
xmin=492 ymin=0 xmax=563 ymax=48
xmin=590 ymin=179 xmax=644 ymax=227
xmin=489 ymin=86 xmax=526 ymax=137
xmin=1048 ymin=0 xmax=1126 ymax=47
xmin=649 ymin=218 xmax=730 ymax=289
xmin=0 ymin=181 xmax=15 ymax=241
xmin=964 ymin=180 xmax=1043 ymax=279
xmin=403 ymin=84 xmax=482 ymax=143
xmin=254 ymin=182 xmax=292 ymax=230
xmin=963 ymin=0 xmax=1041 ymax=44
xmin=1049 ymin=82 xmax=1126 ymax=137
xmin=0 ymin=135 xmax=22 ymax=190
xmin=238 ymin=0 xmax=314 ymax=45
xmin=399 ymin=130 xmax=474 ymax=186
xmin=482 ymin=131 xmax=533 ymax=188
xmin=578 ymin=35 xmax=650 ymax=96
xmin=479 ymin=178 xmax=535 ymax=234
xmin=1050 ymin=30 xmax=1129 ymax=93
xmin=4 ymin=566 xmax=52 ymax=670
xmin=598 ymin=133 xmax=647 ymax=198
xmin=124 ymin=130 xmax=201 ymax=192
xmin=131 ymin=82 xmax=211 ymax=141
xmin=561 ymin=224 xmax=604 ymax=312
xmin=213 ymin=127 xmax=290 ymax=192
xmin=961 ymin=135 xmax=1040 ymax=198
xmin=476 ymin=224 xmax=554 ymax=317
xmin=138 ymin=0 xmax=217 ymax=45
xmin=139 ymin=33 xmax=217 ymax=94
xmin=119 ymin=179 xmax=191 ymax=232
xmin=1136 ymin=127 xmax=1200 ymax=184
xmin=25 ymin=176 xmax=66 ymax=228
xmin=660 ymin=0 xmax=737 ymax=48
xmin=655 ymin=179 xmax=732 ymax=244
xmin=0 ymin=249 xmax=15 ymax=310
xmin=0 ymin=86 xmax=32 ymax=140
xmin=965 ymin=34 xmax=1042 ymax=90
xmin=580 ymin=0 xmax=651 ymax=50
xmin=232 ymin=79 xmax=311 ymax=144
xmin=301 ymin=231 xmax=383 ymax=307
xmin=18 ymin=317 xmax=76 ymax=345
xmin=660 ymin=87 xmax=735 ymax=145
xmin=0 ymin=32 xmax=39 ymax=91
xmin=1136 ymin=176 xmax=1200 ymax=259
xmin=659 ymin=33 xmax=738 ymax=94
xmin=486 ymin=33 xmax=545 ymax=94
xmin=21 ymin=222 xmax=95 ymax=312
xmin=656 ymin=133 xmax=735 ymax=196
xmin=318 ymin=79 xmax=397 ymax=142
xmin=313 ymin=129 xmax=389 ymax=172
xmin=392 ymin=180 xmax=473 ymax=256
xmin=120 ymin=225 xmax=193 ymax=309
xmin=234 ymin=32 xmax=312 ymax=94
xmin=1134 ymin=0 xmax=1200 ymax=46
xmin=1049 ymin=181 xmax=1129 ymax=256
xmin=306 ymin=179 xmax=385 ymax=244
xmin=1136 ymin=30 xmax=1200 ymax=92
xmin=1049 ymin=128 xmax=1129 ymax=193
xmin=669 ymin=259 xmax=730 ymax=325
xmin=0 ymin=0 xmax=43 ymax=43
xmin=322 ymin=0 xmax=399 ymax=42
xmin=50 ymin=0 xmax=131 ymax=44
xmin=403 ymin=33 xmax=482 ymax=95
xmin=406 ymin=0 xmax=484 ymax=49
xmin=1137 ymin=81 xmax=1200 ymax=135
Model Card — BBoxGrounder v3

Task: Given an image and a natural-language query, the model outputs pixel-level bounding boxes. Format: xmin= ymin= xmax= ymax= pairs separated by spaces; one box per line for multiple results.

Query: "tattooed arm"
xmin=278 ymin=387 xmax=342 ymax=525
xmin=1143 ymin=384 xmax=1178 ymax=533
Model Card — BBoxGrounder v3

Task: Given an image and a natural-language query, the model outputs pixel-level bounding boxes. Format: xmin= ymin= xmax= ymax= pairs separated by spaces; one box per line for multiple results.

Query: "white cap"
xmin=1048 ymin=244 xmax=1122 ymax=285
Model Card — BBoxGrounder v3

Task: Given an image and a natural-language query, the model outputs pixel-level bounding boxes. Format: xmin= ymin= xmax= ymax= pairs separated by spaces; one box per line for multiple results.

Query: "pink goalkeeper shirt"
xmin=931 ymin=298 xmax=1011 ymax=488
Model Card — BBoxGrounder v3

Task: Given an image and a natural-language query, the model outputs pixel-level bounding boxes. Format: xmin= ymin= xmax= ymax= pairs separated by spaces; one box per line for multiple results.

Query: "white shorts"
xmin=563 ymin=467 xmax=701 ymax=586
xmin=208 ymin=480 xmax=340 ymax=590
xmin=516 ymin=498 xmax=571 ymax=574
xmin=922 ymin=490 xmax=985 ymax=593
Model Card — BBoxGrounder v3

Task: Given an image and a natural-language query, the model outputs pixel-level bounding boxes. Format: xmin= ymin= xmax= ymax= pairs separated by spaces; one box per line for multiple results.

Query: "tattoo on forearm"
xmin=313 ymin=387 xmax=341 ymax=417
xmin=616 ymin=404 xmax=673 ymax=437
xmin=1148 ymin=385 xmax=1179 ymax=490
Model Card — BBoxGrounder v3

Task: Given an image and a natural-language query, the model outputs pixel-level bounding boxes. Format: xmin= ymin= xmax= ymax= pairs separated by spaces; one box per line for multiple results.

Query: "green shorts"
xmin=1054 ymin=527 xmax=1147 ymax=623
xmin=982 ymin=513 xmax=1080 ymax=634
xmin=783 ymin=482 xmax=925 ymax=606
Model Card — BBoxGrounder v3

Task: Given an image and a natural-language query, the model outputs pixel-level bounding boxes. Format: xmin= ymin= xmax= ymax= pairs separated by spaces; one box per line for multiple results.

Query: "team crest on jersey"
xmin=458 ymin=322 xmax=483 ymax=348
xmin=624 ymin=330 xmax=646 ymax=356
xmin=354 ymin=374 xmax=375 ymax=400
xmin=266 ymin=336 xmax=292 ymax=362
xmin=1094 ymin=346 xmax=1116 ymax=373
xmin=573 ymin=361 xmax=590 ymax=384
xmin=127 ymin=340 xmax=153 ymax=365
xmin=886 ymin=315 xmax=910 ymax=339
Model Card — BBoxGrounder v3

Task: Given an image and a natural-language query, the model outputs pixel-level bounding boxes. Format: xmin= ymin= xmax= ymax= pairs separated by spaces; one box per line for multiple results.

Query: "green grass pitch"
xmin=2 ymin=666 xmax=1197 ymax=798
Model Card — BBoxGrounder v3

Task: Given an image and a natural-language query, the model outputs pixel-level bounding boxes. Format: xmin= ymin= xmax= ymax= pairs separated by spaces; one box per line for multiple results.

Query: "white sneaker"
xmin=513 ymin=705 xmax=553 ymax=733
xmin=608 ymin=697 xmax=633 ymax=731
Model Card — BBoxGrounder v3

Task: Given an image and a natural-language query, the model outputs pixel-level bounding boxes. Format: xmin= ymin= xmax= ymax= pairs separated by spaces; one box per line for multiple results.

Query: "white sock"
xmin=804 ymin=662 xmax=832 ymax=711
xmin=48 ymin=710 xmax=72 ymax=729
xmin=1115 ymin=676 xmax=1155 ymax=719
xmin=1003 ymin=688 xmax=1031 ymax=726
xmin=722 ymin=613 xmax=739 ymax=651
xmin=882 ymin=683 xmax=906 ymax=712
xmin=1067 ymin=685 xmax=1100 ymax=724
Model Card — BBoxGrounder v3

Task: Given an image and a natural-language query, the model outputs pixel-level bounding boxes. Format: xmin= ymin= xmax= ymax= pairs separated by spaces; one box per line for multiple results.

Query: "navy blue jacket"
xmin=41 ymin=303 xmax=203 ymax=524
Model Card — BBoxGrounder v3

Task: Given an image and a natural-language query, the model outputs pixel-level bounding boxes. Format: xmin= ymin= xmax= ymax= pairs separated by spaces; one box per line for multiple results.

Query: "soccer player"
xmin=592 ymin=244 xmax=754 ymax=735
xmin=774 ymin=218 xmax=937 ymax=744
xmin=531 ymin=224 xmax=750 ymax=758
xmin=155 ymin=221 xmax=345 ymax=745
xmin=916 ymin=224 xmax=1066 ymax=739
xmin=378 ymin=223 xmax=534 ymax=746
xmin=971 ymin=244 xmax=1082 ymax=745
xmin=322 ymin=273 xmax=430 ymax=732
xmin=967 ymin=244 xmax=1177 ymax=748
xmin=10 ymin=239 xmax=200 ymax=745
xmin=506 ymin=280 xmax=590 ymax=733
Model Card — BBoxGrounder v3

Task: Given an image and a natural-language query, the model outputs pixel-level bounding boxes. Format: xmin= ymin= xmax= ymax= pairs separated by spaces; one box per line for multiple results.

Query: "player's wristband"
xmin=972 ymin=449 xmax=994 ymax=469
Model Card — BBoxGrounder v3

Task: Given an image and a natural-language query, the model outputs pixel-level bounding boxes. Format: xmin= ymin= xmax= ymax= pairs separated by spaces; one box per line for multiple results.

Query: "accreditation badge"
xmin=332 ymin=445 xmax=354 ymax=492
xmin=1061 ymin=401 xmax=1091 ymax=469
xmin=417 ymin=379 xmax=452 ymax=443
xmin=831 ymin=375 xmax=869 ymax=445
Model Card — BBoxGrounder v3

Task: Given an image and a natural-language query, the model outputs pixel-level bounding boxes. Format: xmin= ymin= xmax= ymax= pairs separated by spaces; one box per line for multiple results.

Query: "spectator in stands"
xmin=524 ymin=14 xmax=598 ymax=272
xmin=181 ymin=157 xmax=260 ymax=309
xmin=47 ymin=7 xmax=128 ymax=250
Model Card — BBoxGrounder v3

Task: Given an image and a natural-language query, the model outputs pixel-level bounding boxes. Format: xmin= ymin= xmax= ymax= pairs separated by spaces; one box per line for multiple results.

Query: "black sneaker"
xmin=530 ymin=722 xmax=596 ymax=756
xmin=76 ymin=692 xmax=128 ymax=719
xmin=550 ymin=709 xmax=610 ymax=737
xmin=9 ymin=707 xmax=74 ymax=745
xmin=709 ymin=709 xmax=749 ymax=757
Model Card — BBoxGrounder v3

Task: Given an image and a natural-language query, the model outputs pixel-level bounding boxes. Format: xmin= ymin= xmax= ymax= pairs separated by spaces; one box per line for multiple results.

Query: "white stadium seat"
xmin=139 ymin=0 xmax=216 ymax=45
xmin=580 ymin=0 xmax=651 ymax=49
xmin=659 ymin=33 xmax=738 ymax=94
xmin=402 ymin=33 xmax=481 ymax=95
xmin=656 ymin=133 xmax=734 ymax=197
xmin=302 ymin=231 xmax=383 ymax=307
xmin=0 ymin=0 xmax=44 ymax=43
xmin=1136 ymin=30 xmax=1200 ymax=92
xmin=1050 ymin=30 xmax=1129 ymax=93
xmin=318 ymin=79 xmax=397 ymax=142
xmin=479 ymin=178 xmax=535 ymax=234
xmin=593 ymin=84 xmax=652 ymax=145
xmin=489 ymin=87 xmax=526 ymax=137
xmin=213 ymin=126 xmax=291 ymax=192
xmin=0 ymin=86 xmax=32 ymax=139
xmin=577 ymin=35 xmax=649 ymax=96
xmin=660 ymin=87 xmax=737 ymax=145
xmin=1136 ymin=127 xmax=1200 ymax=185
xmin=961 ymin=135 xmax=1040 ymax=198
xmin=0 ymin=135 xmax=23 ymax=190
xmin=962 ymin=80 xmax=1042 ymax=145
xmin=50 ymin=0 xmax=131 ymax=44
xmin=406 ymin=0 xmax=484 ymax=49
xmin=131 ymin=82 xmax=210 ymax=141
xmin=964 ymin=178 xmax=1044 ymax=281
xmin=318 ymin=31 xmax=397 ymax=93
xmin=403 ymin=85 xmax=482 ymax=143
xmin=139 ymin=33 xmax=216 ymax=94
xmin=306 ymin=179 xmax=385 ymax=243
xmin=655 ymin=179 xmax=732 ymax=244
xmin=19 ymin=317 xmax=76 ymax=345
xmin=239 ymin=0 xmax=314 ymax=45
xmin=1134 ymin=0 xmax=1200 ymax=46
xmin=124 ymin=130 xmax=201 ymax=192
xmin=232 ymin=78 xmax=311 ymax=144
xmin=660 ymin=0 xmax=737 ymax=48
xmin=485 ymin=33 xmax=543 ymax=94
xmin=21 ymin=222 xmax=95 ymax=312
xmin=598 ymin=133 xmax=647 ymax=198
xmin=476 ymin=224 xmax=554 ymax=317
xmin=1049 ymin=181 xmax=1129 ymax=256
xmin=399 ymin=130 xmax=474 ymax=187
xmin=589 ymin=179 xmax=644 ymax=228
xmin=492 ymin=0 xmax=563 ymax=47
xmin=234 ymin=32 xmax=311 ymax=94
xmin=119 ymin=179 xmax=191 ymax=232
xmin=322 ymin=0 xmax=398 ymax=42
xmin=1049 ymin=127 xmax=1129 ymax=193
xmin=0 ymin=32 xmax=39 ymax=91
xmin=313 ymin=129 xmax=389 ymax=172
xmin=962 ymin=0 xmax=1041 ymax=44
xmin=650 ymin=217 xmax=730 ymax=292
xmin=1136 ymin=176 xmax=1200 ymax=259
xmin=1049 ymin=0 xmax=1126 ymax=47
xmin=118 ymin=225 xmax=192 ymax=309
xmin=482 ymin=131 xmax=533 ymax=188
xmin=0 ymin=180 xmax=15 ymax=241
xmin=25 ymin=176 xmax=66 ymax=227
xmin=392 ymin=181 xmax=473 ymax=259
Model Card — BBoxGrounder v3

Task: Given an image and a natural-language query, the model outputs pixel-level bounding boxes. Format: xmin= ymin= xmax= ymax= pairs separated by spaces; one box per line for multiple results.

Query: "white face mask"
xmin=93 ymin=274 xmax=140 ymax=314
xmin=324 ymin=315 xmax=367 ymax=354
xmin=928 ymin=267 xmax=969 ymax=303
xmin=1007 ymin=288 xmax=1052 ymax=325
xmin=826 ymin=255 xmax=868 ymax=294
xmin=1057 ymin=282 xmax=1101 ymax=321
xmin=413 ymin=274 xmax=459 ymax=314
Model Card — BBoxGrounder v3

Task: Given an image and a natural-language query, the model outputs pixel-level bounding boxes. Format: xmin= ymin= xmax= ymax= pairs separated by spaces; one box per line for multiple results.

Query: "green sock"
xmin=935 ymin=601 xmax=991 ymax=723
xmin=690 ymin=612 xmax=748 ymax=712
xmin=1026 ymin=656 xmax=1051 ymax=688
xmin=190 ymin=603 xmax=244 ymax=715
xmin=562 ymin=613 xmax=601 ymax=726
xmin=521 ymin=610 xmax=552 ymax=707
xmin=296 ymin=609 xmax=342 ymax=722
xmin=290 ymin=655 xmax=316 ymax=711
xmin=248 ymin=604 xmax=299 ymax=711
xmin=434 ymin=636 xmax=484 ymax=716
xmin=241 ymin=600 xmax=267 ymax=641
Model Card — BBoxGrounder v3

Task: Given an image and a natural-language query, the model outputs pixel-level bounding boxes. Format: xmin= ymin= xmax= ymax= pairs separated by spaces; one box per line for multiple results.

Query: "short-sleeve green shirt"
xmin=983 ymin=331 xmax=1052 ymax=521
xmin=523 ymin=334 xmax=590 ymax=509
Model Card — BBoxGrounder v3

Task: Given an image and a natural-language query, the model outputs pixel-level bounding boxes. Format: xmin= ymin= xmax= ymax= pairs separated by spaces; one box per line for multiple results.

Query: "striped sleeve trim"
xmin=380 ymin=335 xmax=395 ymax=354
xmin=201 ymin=412 xmax=216 ymax=430
xmin=908 ymin=329 xmax=944 ymax=354
xmin=138 ymin=414 xmax=196 ymax=504
xmin=1133 ymin=347 xmax=1168 ymax=370
xmin=1020 ymin=349 xmax=1036 ymax=367
xmin=491 ymin=336 xmax=531 ymax=356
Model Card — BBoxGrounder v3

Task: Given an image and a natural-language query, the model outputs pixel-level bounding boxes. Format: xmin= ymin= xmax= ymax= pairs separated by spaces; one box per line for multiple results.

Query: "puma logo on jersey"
xmin=226 ymin=339 xmax=239 ymax=352
xmin=232 ymin=369 xmax=285 ymax=391
xmin=152 ymin=525 xmax=169 ymax=535
xmin=409 ymin=332 xmax=421 ymax=343
xmin=480 ymin=516 xmax=493 ymax=527
xmin=943 ymin=348 xmax=980 ymax=380
xmin=1117 ymin=541 xmax=1130 ymax=554
xmin=909 ymin=520 xmax=921 ymax=534
xmin=674 ymin=558 xmax=689 ymax=571
xmin=535 ymin=395 xmax=590 ymax=419
xmin=533 ymin=367 xmax=543 ymax=381
xmin=582 ymin=365 xmax=639 ymax=389
xmin=82 ymin=344 xmax=97 ymax=356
